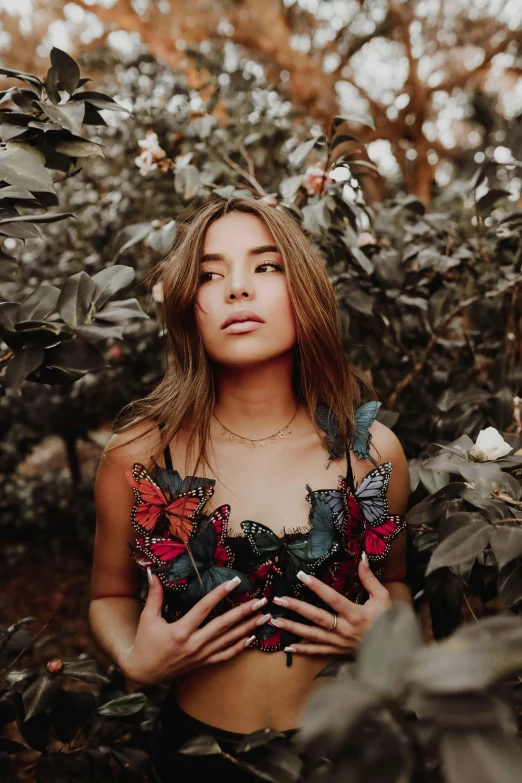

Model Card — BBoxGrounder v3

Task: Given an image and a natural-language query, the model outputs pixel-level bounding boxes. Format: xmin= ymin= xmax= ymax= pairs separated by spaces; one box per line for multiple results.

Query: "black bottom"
xmin=150 ymin=691 xmax=299 ymax=782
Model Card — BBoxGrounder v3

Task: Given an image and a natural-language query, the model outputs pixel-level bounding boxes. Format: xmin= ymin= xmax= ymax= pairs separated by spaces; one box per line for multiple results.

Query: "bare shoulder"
xmin=368 ymin=420 xmax=410 ymax=515
xmin=102 ymin=418 xmax=162 ymax=472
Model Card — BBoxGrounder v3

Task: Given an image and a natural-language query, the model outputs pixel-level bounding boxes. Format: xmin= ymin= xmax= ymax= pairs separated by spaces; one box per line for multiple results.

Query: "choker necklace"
xmin=213 ymin=405 xmax=299 ymax=448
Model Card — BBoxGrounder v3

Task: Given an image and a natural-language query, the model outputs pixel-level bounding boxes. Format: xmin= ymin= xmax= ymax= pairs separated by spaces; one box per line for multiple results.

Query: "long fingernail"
xmin=256 ymin=613 xmax=271 ymax=626
xmin=245 ymin=635 xmax=257 ymax=647
xmin=296 ymin=570 xmax=312 ymax=585
xmin=226 ymin=575 xmax=242 ymax=592
xmin=361 ymin=552 xmax=368 ymax=566
xmin=146 ymin=567 xmax=153 ymax=586
xmin=269 ymin=618 xmax=283 ymax=628
xmin=284 ymin=646 xmax=296 ymax=653
xmin=253 ymin=597 xmax=267 ymax=611
xmin=273 ymin=597 xmax=287 ymax=607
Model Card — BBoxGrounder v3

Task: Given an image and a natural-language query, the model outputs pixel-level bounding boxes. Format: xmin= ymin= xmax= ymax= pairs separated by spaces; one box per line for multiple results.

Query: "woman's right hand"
xmin=120 ymin=572 xmax=270 ymax=685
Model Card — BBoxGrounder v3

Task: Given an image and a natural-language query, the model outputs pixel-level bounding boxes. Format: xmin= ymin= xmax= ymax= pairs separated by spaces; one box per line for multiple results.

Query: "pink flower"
xmin=302 ymin=165 xmax=333 ymax=195
xmin=135 ymin=131 xmax=168 ymax=176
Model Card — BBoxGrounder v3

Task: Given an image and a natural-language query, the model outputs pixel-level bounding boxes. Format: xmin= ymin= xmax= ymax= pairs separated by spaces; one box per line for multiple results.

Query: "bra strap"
xmin=346 ymin=441 xmax=356 ymax=494
xmin=158 ymin=420 xmax=173 ymax=470
xmin=164 ymin=444 xmax=173 ymax=471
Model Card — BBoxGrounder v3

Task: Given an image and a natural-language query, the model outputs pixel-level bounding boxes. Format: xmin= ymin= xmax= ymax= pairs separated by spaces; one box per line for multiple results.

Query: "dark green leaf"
xmin=490 ymin=526 xmax=522 ymax=569
xmin=49 ymin=47 xmax=80 ymax=96
xmin=179 ymin=734 xmax=222 ymax=755
xmin=4 ymin=667 xmax=37 ymax=691
xmin=97 ymin=692 xmax=146 ymax=718
xmin=61 ymin=659 xmax=111 ymax=685
xmin=426 ymin=521 xmax=491 ymax=575
xmin=17 ymin=282 xmax=60 ymax=321
xmin=41 ymin=100 xmax=85 ymax=135
xmin=3 ymin=346 xmax=45 ymax=392
xmin=441 ymin=730 xmax=522 ymax=783
xmin=288 ymin=136 xmax=323 ymax=167
xmin=356 ymin=603 xmax=423 ymax=694
xmin=0 ymin=67 xmax=42 ymax=91
xmin=334 ymin=112 xmax=375 ymax=130
xmin=91 ymin=264 xmax=135 ymax=310
xmin=112 ymin=746 xmax=149 ymax=774
xmin=45 ymin=339 xmax=105 ymax=373
xmin=409 ymin=637 xmax=522 ymax=694
xmin=22 ymin=674 xmax=60 ymax=721
xmin=0 ymin=147 xmax=56 ymax=193
xmin=112 ymin=222 xmax=151 ymax=261
xmin=0 ymin=211 xmax=75 ymax=226
xmin=499 ymin=561 xmax=522 ymax=609
xmin=476 ymin=189 xmax=511 ymax=212
xmin=95 ymin=298 xmax=149 ymax=324
xmin=428 ymin=286 xmax=456 ymax=330
xmin=56 ymin=271 xmax=96 ymax=328
xmin=237 ymin=728 xmax=286 ymax=754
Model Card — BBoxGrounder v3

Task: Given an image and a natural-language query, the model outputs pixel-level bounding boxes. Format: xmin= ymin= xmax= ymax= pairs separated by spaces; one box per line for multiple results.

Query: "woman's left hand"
xmin=269 ymin=553 xmax=391 ymax=655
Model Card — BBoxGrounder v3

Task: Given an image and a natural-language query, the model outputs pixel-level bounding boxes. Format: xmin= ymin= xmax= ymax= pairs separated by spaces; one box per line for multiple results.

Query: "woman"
xmin=89 ymin=197 xmax=411 ymax=781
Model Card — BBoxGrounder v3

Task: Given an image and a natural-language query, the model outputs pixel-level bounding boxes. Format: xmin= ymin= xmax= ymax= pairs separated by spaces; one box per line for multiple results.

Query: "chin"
xmin=209 ymin=343 xmax=294 ymax=368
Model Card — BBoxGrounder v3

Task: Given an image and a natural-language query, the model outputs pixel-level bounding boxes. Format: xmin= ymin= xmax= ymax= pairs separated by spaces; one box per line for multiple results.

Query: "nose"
xmin=226 ymin=266 xmax=254 ymax=301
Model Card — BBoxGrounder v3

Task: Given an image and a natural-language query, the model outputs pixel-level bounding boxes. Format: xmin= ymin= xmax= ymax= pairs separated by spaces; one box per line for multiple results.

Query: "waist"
xmin=172 ymin=649 xmax=332 ymax=732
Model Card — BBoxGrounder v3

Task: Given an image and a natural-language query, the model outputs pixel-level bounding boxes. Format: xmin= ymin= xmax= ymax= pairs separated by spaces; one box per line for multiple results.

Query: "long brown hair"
xmin=113 ymin=197 xmax=375 ymax=472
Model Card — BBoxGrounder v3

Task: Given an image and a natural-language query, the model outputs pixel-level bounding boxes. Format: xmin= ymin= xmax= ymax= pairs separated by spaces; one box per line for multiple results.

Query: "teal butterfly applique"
xmin=352 ymin=401 xmax=381 ymax=462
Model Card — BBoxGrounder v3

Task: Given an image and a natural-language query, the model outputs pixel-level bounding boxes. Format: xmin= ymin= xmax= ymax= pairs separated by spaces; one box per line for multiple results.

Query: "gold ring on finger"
xmin=327 ymin=613 xmax=337 ymax=632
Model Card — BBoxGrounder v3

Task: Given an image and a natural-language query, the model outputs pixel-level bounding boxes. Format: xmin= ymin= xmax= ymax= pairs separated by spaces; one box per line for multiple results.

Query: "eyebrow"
xmin=200 ymin=244 xmax=281 ymax=263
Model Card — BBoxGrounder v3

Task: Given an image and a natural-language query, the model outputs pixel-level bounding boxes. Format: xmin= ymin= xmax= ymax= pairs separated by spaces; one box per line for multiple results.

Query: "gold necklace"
xmin=213 ymin=405 xmax=299 ymax=448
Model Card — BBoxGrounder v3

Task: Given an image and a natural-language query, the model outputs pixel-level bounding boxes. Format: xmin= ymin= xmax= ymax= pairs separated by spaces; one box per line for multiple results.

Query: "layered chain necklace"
xmin=213 ymin=405 xmax=299 ymax=448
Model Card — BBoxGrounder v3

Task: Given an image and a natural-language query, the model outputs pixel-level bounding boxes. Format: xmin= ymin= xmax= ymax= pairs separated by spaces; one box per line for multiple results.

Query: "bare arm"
xmin=89 ymin=424 xmax=268 ymax=685
xmin=89 ymin=427 xmax=147 ymax=673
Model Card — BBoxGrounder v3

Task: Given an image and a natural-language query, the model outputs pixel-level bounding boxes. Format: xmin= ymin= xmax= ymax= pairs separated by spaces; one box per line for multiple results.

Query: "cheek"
xmin=195 ymin=290 xmax=217 ymax=338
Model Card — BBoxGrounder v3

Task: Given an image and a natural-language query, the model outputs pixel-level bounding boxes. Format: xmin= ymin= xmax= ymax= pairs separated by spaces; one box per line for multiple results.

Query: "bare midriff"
xmin=174 ymin=650 xmax=334 ymax=732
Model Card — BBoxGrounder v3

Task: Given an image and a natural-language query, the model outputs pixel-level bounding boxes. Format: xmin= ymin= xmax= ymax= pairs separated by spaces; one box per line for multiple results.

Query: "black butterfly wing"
xmin=241 ymin=520 xmax=282 ymax=561
xmin=285 ymin=538 xmax=313 ymax=582
xmin=181 ymin=475 xmax=216 ymax=494
xmin=151 ymin=466 xmax=185 ymax=496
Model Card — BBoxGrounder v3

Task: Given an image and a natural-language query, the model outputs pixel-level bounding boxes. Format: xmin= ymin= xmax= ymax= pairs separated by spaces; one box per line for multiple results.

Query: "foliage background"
xmin=1 ymin=1 xmax=522 ymax=780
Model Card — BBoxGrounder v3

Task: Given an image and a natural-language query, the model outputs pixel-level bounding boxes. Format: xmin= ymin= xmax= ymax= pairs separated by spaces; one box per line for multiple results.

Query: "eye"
xmin=199 ymin=270 xmax=221 ymax=283
xmin=255 ymin=262 xmax=284 ymax=273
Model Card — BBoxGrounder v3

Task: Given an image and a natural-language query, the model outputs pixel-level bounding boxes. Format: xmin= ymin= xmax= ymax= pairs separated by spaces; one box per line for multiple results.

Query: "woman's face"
xmin=195 ymin=211 xmax=297 ymax=368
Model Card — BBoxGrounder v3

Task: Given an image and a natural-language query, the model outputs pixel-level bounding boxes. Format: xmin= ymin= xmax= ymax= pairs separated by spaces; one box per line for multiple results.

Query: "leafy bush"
xmin=2 ymin=46 xmax=522 ymax=783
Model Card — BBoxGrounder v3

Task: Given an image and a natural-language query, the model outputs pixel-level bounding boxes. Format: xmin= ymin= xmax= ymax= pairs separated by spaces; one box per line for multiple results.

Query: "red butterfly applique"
xmin=125 ymin=463 xmax=213 ymax=542
xmin=336 ymin=463 xmax=406 ymax=562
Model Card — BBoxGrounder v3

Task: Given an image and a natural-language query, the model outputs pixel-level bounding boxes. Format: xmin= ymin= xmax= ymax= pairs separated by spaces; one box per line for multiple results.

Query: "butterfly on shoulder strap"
xmin=351 ymin=400 xmax=382 ymax=462
xmin=125 ymin=463 xmax=214 ymax=542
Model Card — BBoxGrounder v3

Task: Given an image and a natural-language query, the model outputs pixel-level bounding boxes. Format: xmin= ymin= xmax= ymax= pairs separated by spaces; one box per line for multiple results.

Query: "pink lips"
xmin=221 ymin=309 xmax=265 ymax=333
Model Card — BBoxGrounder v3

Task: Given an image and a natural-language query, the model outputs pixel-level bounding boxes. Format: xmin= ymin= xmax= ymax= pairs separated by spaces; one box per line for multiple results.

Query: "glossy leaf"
xmin=56 ymin=271 xmax=96 ymax=328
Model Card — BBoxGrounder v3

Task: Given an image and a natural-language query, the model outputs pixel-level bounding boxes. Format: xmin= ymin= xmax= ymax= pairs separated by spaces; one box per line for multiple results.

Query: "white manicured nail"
xmin=226 ymin=575 xmax=241 ymax=592
xmin=245 ymin=635 xmax=257 ymax=647
xmin=256 ymin=613 xmax=271 ymax=626
xmin=146 ymin=568 xmax=153 ymax=585
xmin=284 ymin=646 xmax=296 ymax=653
xmin=296 ymin=570 xmax=312 ymax=585
xmin=273 ymin=597 xmax=287 ymax=607
xmin=361 ymin=552 xmax=368 ymax=566
xmin=253 ymin=597 xmax=267 ymax=610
